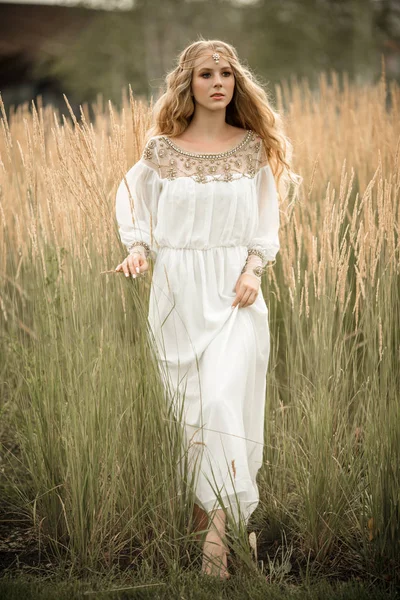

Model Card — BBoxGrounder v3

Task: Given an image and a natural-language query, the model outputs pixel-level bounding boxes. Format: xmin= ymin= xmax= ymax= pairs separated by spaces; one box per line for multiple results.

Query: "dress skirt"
xmin=115 ymin=133 xmax=280 ymax=527
xmin=148 ymin=243 xmax=270 ymax=526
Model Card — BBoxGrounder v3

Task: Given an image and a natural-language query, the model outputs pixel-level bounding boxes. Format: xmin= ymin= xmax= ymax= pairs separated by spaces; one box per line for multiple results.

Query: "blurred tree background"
xmin=1 ymin=0 xmax=400 ymax=109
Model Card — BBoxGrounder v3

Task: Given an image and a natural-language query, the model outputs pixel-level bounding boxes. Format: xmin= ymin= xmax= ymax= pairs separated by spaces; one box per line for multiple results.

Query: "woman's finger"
xmin=115 ymin=255 xmax=149 ymax=279
xmin=244 ymin=287 xmax=260 ymax=307
xmin=128 ymin=254 xmax=143 ymax=274
xmin=122 ymin=258 xmax=131 ymax=278
xmin=247 ymin=291 xmax=258 ymax=306
xmin=232 ymin=286 xmax=244 ymax=308
xmin=240 ymin=289 xmax=253 ymax=308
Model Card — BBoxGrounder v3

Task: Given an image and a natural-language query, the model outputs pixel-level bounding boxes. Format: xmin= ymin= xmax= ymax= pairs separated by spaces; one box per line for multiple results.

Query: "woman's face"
xmin=191 ymin=54 xmax=235 ymax=110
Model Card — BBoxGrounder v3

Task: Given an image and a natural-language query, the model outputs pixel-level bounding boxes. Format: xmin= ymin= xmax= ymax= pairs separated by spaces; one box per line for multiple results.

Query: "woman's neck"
xmin=183 ymin=109 xmax=232 ymax=142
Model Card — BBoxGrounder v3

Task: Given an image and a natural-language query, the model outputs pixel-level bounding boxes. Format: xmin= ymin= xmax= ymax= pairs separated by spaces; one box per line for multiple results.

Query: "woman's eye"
xmin=200 ymin=72 xmax=232 ymax=78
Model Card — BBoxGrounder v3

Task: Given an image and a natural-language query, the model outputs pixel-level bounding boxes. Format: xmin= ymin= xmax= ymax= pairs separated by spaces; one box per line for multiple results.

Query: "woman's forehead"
xmin=193 ymin=54 xmax=231 ymax=71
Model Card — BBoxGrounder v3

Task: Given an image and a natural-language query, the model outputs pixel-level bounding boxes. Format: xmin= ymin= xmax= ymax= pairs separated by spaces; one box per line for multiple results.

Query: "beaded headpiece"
xmin=178 ymin=49 xmax=228 ymax=70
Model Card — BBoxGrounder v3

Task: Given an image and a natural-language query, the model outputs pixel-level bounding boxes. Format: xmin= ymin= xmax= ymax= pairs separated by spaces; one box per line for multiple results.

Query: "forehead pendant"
xmin=212 ymin=52 xmax=220 ymax=64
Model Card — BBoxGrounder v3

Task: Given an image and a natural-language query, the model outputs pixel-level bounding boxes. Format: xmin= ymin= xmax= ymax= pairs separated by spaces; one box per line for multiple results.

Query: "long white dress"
xmin=115 ymin=129 xmax=280 ymax=527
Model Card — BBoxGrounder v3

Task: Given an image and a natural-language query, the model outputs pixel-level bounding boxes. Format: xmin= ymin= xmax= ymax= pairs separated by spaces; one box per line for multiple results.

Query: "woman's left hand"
xmin=232 ymin=273 xmax=260 ymax=309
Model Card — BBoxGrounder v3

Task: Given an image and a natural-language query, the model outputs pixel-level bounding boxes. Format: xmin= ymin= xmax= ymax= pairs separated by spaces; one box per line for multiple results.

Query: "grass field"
xmin=0 ymin=72 xmax=399 ymax=598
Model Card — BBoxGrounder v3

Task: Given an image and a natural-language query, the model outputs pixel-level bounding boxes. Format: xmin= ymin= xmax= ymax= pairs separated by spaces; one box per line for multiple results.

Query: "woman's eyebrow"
xmin=197 ymin=66 xmax=232 ymax=72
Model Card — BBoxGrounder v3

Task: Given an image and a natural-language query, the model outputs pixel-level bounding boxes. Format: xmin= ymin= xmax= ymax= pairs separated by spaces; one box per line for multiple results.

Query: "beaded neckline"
xmin=162 ymin=129 xmax=253 ymax=159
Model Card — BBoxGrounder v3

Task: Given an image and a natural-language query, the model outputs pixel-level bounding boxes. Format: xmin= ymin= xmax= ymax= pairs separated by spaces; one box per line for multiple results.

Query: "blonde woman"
xmin=115 ymin=39 xmax=299 ymax=580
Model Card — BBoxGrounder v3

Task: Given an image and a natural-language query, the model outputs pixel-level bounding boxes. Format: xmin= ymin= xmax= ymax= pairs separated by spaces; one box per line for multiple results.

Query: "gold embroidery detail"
xmin=128 ymin=240 xmax=151 ymax=258
xmin=142 ymin=139 xmax=156 ymax=160
xmin=248 ymin=247 xmax=268 ymax=263
xmin=164 ymin=129 xmax=252 ymax=158
xmin=167 ymin=168 xmax=177 ymax=180
xmin=142 ymin=131 xmax=269 ymax=182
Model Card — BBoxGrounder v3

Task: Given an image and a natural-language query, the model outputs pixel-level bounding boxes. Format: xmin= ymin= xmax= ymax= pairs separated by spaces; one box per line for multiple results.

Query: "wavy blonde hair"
xmin=146 ymin=38 xmax=301 ymax=201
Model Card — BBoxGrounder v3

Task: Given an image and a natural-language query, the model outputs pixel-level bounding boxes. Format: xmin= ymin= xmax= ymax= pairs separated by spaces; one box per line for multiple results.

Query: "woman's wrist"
xmin=241 ymin=253 xmax=264 ymax=280
xmin=127 ymin=241 xmax=151 ymax=259
xmin=129 ymin=248 xmax=146 ymax=258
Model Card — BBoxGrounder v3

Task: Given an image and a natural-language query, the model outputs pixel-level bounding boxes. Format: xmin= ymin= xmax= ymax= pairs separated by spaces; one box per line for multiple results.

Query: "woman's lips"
xmin=211 ymin=94 xmax=224 ymax=99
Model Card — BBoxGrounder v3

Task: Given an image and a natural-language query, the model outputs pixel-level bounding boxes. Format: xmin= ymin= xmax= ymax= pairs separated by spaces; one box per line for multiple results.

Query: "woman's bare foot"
xmin=202 ymin=529 xmax=230 ymax=579
xmin=201 ymin=508 xmax=230 ymax=580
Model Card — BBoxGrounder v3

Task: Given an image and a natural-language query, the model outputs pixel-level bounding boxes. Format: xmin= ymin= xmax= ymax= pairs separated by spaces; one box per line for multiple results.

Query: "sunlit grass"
xmin=0 ymin=71 xmax=399 ymax=592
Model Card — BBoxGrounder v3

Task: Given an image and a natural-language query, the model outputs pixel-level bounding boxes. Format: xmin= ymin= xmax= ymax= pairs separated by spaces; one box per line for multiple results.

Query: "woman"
xmin=115 ymin=39 xmax=299 ymax=579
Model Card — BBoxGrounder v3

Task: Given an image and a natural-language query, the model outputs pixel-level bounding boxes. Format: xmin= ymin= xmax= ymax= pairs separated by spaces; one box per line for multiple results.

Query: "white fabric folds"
xmin=116 ymin=131 xmax=280 ymax=526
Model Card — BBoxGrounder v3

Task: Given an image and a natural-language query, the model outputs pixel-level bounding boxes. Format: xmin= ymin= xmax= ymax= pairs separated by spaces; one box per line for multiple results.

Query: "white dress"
xmin=115 ymin=130 xmax=280 ymax=526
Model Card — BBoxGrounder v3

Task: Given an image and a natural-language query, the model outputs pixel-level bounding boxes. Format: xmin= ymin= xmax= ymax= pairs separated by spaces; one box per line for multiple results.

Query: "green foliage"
xmin=31 ymin=0 xmax=388 ymax=106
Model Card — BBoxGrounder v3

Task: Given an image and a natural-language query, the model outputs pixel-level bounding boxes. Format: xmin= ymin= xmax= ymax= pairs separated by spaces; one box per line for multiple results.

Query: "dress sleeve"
xmin=242 ymin=140 xmax=280 ymax=279
xmin=247 ymin=163 xmax=280 ymax=266
xmin=115 ymin=138 xmax=161 ymax=261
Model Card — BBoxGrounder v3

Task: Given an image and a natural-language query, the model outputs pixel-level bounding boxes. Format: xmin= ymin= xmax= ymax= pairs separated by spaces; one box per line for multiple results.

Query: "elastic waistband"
xmin=158 ymin=244 xmax=247 ymax=251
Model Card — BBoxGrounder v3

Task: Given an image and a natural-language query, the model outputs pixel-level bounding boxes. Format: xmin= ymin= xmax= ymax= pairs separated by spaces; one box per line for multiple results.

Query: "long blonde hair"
xmin=147 ymin=38 xmax=301 ymax=201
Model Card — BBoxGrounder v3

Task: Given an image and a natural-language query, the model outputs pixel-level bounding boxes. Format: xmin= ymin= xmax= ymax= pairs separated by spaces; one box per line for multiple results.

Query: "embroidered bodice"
xmin=142 ymin=130 xmax=268 ymax=183
xmin=115 ymin=129 xmax=280 ymax=274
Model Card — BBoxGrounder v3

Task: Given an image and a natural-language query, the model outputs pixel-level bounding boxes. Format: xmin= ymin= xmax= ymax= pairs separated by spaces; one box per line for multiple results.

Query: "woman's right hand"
xmin=115 ymin=253 xmax=149 ymax=278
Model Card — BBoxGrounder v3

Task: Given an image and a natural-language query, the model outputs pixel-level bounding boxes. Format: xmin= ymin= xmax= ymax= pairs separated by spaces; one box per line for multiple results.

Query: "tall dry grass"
xmin=0 ymin=72 xmax=399 ymax=582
